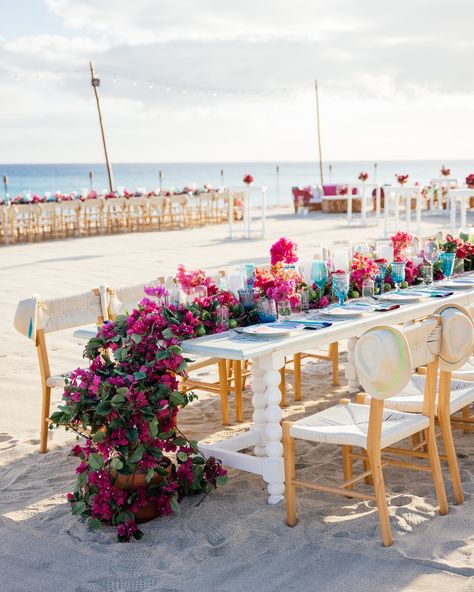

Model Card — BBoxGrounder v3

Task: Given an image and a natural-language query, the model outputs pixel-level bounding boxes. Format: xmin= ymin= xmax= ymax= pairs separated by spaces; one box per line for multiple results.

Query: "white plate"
xmin=240 ymin=322 xmax=305 ymax=338
xmin=324 ymin=307 xmax=366 ymax=318
xmin=442 ymin=280 xmax=474 ymax=290
xmin=377 ymin=292 xmax=423 ymax=303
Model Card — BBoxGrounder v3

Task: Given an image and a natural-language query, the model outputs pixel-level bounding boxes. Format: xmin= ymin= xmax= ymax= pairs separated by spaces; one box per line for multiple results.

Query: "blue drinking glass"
xmin=391 ymin=261 xmax=406 ymax=292
xmin=332 ymin=272 xmax=349 ymax=306
xmin=375 ymin=261 xmax=388 ymax=293
xmin=439 ymin=252 xmax=455 ymax=280
xmin=311 ymin=260 xmax=329 ymax=300
xmin=240 ymin=263 xmax=256 ymax=288
xmin=256 ymin=299 xmax=277 ymax=323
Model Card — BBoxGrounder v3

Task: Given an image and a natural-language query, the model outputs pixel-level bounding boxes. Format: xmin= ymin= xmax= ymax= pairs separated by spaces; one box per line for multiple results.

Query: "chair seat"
xmin=452 ymin=356 xmax=474 ymax=381
xmin=372 ymin=375 xmax=474 ymax=415
xmin=290 ymin=403 xmax=429 ymax=449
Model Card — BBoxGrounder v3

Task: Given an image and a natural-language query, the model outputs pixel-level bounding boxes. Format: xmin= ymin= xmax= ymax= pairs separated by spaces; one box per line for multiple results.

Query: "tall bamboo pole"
xmin=89 ymin=62 xmax=114 ymax=193
xmin=314 ymin=80 xmax=324 ymax=185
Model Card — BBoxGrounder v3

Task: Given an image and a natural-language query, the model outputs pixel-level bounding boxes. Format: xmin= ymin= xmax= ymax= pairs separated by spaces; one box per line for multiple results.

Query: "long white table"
xmin=182 ymin=289 xmax=474 ymax=505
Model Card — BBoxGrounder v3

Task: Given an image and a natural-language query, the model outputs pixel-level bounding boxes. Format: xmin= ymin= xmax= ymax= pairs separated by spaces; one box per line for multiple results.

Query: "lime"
xmin=228 ymin=319 xmax=237 ymax=329
xmin=196 ymin=326 xmax=206 ymax=337
xmin=349 ymin=290 xmax=360 ymax=299
xmin=384 ymin=283 xmax=392 ymax=292
xmin=400 ymin=281 xmax=409 ymax=289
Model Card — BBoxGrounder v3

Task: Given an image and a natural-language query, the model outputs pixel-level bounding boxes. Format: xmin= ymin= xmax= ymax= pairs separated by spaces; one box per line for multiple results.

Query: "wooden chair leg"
xmin=279 ymin=365 xmax=287 ymax=408
xmin=293 ymin=353 xmax=302 ymax=401
xmin=342 ymin=445 xmax=353 ymax=488
xmin=367 ymin=447 xmax=392 ymax=547
xmin=39 ymin=385 xmax=52 ymax=453
xmin=411 ymin=431 xmax=421 ymax=448
xmin=362 ymin=449 xmax=373 ymax=485
xmin=329 ymin=342 xmax=339 ymax=386
xmin=218 ymin=360 xmax=230 ymax=426
xmin=426 ymin=423 xmax=449 ymax=513
xmin=242 ymin=360 xmax=250 ymax=390
xmin=233 ymin=360 xmax=244 ymax=422
xmin=438 ymin=372 xmax=463 ymax=505
xmin=283 ymin=422 xmax=297 ymax=526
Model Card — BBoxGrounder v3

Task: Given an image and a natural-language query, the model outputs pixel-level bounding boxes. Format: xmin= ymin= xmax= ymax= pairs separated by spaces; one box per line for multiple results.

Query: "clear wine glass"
xmin=311 ymin=260 xmax=328 ymax=300
xmin=332 ymin=272 xmax=349 ymax=306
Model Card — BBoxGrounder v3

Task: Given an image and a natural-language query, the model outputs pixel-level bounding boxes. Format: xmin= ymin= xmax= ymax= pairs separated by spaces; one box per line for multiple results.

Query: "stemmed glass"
xmin=311 ymin=260 xmax=328 ymax=301
xmin=375 ymin=261 xmax=388 ymax=294
xmin=240 ymin=263 xmax=256 ymax=288
xmin=439 ymin=252 xmax=455 ymax=280
xmin=391 ymin=261 xmax=406 ymax=292
xmin=332 ymin=272 xmax=349 ymax=306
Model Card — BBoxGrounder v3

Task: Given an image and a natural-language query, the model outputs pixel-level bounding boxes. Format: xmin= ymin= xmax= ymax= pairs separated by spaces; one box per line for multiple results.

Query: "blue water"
xmin=1 ymin=160 xmax=473 ymax=205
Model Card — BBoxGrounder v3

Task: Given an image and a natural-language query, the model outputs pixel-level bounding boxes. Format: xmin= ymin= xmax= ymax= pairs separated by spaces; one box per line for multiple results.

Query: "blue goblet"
xmin=332 ymin=272 xmax=349 ymax=306
xmin=375 ymin=261 xmax=388 ymax=294
xmin=439 ymin=252 xmax=455 ymax=280
xmin=391 ymin=261 xmax=406 ymax=292
xmin=311 ymin=260 xmax=328 ymax=301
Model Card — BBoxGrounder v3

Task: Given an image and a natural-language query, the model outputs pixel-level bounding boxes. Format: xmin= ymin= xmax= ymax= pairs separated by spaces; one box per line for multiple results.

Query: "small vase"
xmin=112 ymin=457 xmax=173 ymax=523
xmin=454 ymin=257 xmax=465 ymax=275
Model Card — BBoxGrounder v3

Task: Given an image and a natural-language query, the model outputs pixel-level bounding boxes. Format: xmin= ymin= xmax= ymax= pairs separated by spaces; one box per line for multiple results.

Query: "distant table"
xmin=183 ymin=288 xmax=474 ymax=505
xmin=228 ymin=186 xmax=267 ymax=240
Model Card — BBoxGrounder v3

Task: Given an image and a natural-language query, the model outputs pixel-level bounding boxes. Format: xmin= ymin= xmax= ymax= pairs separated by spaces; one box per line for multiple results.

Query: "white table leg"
xmin=347 ymin=194 xmax=352 ymax=225
xmin=416 ymin=192 xmax=422 ymax=236
xmin=384 ymin=191 xmax=389 ymax=237
xmin=460 ymin=196 xmax=467 ymax=231
xmin=251 ymin=361 xmax=267 ymax=457
xmin=375 ymin=187 xmax=381 ymax=222
xmin=345 ymin=337 xmax=359 ymax=393
xmin=406 ymin=193 xmax=411 ymax=232
xmin=449 ymin=193 xmax=456 ymax=235
xmin=258 ymin=354 xmax=285 ymax=505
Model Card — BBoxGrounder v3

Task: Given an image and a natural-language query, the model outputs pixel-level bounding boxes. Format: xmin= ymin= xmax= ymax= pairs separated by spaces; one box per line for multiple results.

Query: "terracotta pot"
xmin=112 ymin=458 xmax=173 ymax=523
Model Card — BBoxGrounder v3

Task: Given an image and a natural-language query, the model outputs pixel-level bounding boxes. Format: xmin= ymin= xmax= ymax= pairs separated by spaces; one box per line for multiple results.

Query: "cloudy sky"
xmin=1 ymin=0 xmax=473 ymax=163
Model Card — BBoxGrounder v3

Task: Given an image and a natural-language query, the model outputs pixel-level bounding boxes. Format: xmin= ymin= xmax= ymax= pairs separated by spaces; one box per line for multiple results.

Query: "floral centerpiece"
xmin=358 ymin=172 xmax=369 ymax=182
xmin=350 ymin=253 xmax=379 ymax=293
xmin=396 ymin=174 xmax=409 ymax=186
xmin=441 ymin=165 xmax=451 ymax=177
xmin=243 ymin=174 xmax=254 ymax=186
xmin=391 ymin=231 xmax=413 ymax=261
xmin=466 ymin=174 xmax=474 ymax=189
xmin=51 ymin=286 xmax=232 ymax=542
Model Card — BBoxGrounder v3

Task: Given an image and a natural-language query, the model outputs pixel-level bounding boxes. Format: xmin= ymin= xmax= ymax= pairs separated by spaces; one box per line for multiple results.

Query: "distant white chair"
xmin=13 ymin=288 xmax=110 ymax=452
xmin=448 ymin=189 xmax=473 ymax=234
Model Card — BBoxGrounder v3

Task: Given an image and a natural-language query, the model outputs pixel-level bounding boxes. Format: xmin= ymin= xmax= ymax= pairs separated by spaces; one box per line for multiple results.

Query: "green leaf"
xmin=116 ymin=387 xmax=129 ymax=396
xmin=216 ymin=475 xmax=228 ymax=486
xmin=158 ymin=429 xmax=175 ymax=440
xmin=88 ymin=453 xmax=103 ymax=470
xmin=128 ymin=444 xmax=144 ymax=464
xmin=148 ymin=417 xmax=158 ymax=438
xmin=155 ymin=349 xmax=170 ymax=360
xmin=95 ymin=400 xmax=112 ymax=416
xmin=71 ymin=501 xmax=86 ymax=515
xmin=111 ymin=393 xmax=126 ymax=405
xmin=192 ymin=456 xmax=205 ymax=465
xmin=177 ymin=451 xmax=188 ymax=463
xmin=170 ymin=497 xmax=181 ymax=513
xmin=146 ymin=468 xmax=155 ymax=483
xmin=162 ymin=328 xmax=174 ymax=340
xmin=92 ymin=430 xmax=106 ymax=443
xmin=131 ymin=333 xmax=142 ymax=344
xmin=88 ymin=517 xmax=103 ymax=530
xmin=134 ymin=371 xmax=147 ymax=380
xmin=117 ymin=511 xmax=134 ymax=524
xmin=170 ymin=391 xmax=186 ymax=406
xmin=110 ymin=458 xmax=123 ymax=470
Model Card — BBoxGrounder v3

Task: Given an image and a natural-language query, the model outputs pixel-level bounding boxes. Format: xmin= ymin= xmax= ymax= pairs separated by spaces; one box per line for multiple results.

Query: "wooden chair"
xmin=283 ymin=317 xmax=448 ymax=547
xmin=8 ymin=204 xmax=37 ymax=243
xmin=13 ymin=287 xmax=110 ymax=452
xmin=127 ymin=197 xmax=148 ymax=232
xmin=104 ymin=197 xmax=128 ymax=233
xmin=147 ymin=196 xmax=168 ymax=230
xmin=81 ymin=198 xmax=105 ymax=235
xmin=167 ymin=195 xmax=189 ymax=228
xmin=358 ymin=305 xmax=474 ymax=505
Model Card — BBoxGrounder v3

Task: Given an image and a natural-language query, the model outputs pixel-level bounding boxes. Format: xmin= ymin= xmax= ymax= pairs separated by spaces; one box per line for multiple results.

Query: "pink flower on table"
xmin=358 ymin=172 xmax=369 ymax=182
xmin=243 ymin=173 xmax=254 ymax=185
xmin=350 ymin=253 xmax=379 ymax=291
xmin=270 ymin=237 xmax=299 ymax=266
xmin=391 ymin=231 xmax=413 ymax=261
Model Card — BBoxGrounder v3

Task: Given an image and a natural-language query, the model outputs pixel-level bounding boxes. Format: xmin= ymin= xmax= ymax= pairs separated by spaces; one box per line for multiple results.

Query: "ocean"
xmin=1 ymin=160 xmax=473 ymax=205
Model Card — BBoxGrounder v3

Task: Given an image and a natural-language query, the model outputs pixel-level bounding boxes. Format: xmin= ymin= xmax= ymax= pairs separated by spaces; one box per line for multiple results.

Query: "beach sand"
xmin=1 ymin=208 xmax=474 ymax=592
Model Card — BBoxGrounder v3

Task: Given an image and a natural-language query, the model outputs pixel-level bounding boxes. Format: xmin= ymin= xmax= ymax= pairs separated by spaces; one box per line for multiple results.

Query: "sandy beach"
xmin=1 ymin=209 xmax=474 ymax=592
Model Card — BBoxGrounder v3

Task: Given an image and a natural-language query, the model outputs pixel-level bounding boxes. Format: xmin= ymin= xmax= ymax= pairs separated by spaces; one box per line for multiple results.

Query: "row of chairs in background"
xmin=14 ymin=277 xmax=339 ymax=453
xmin=1 ymin=191 xmax=245 ymax=244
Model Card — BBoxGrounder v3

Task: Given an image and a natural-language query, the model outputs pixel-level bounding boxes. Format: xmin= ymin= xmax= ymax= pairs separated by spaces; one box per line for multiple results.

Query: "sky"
xmin=0 ymin=0 xmax=473 ymax=163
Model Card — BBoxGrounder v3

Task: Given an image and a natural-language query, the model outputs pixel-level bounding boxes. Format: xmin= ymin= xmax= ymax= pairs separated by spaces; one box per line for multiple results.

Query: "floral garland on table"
xmin=50 ymin=279 xmax=244 ymax=542
xmin=349 ymin=253 xmax=379 ymax=294
xmin=391 ymin=231 xmax=413 ymax=261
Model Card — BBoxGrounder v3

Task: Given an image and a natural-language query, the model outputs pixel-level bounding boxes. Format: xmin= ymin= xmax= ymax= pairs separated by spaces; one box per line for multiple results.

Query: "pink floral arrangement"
xmin=391 ymin=231 xmax=413 ymax=261
xmin=350 ymin=253 xmax=379 ymax=291
xmin=396 ymin=174 xmax=409 ymax=185
xmin=358 ymin=172 xmax=369 ymax=182
xmin=175 ymin=264 xmax=218 ymax=295
xmin=243 ymin=174 xmax=254 ymax=185
xmin=270 ymin=237 xmax=298 ymax=266
xmin=441 ymin=165 xmax=451 ymax=177
xmin=466 ymin=174 xmax=474 ymax=188
xmin=254 ymin=263 xmax=302 ymax=308
xmin=339 ymin=185 xmax=349 ymax=195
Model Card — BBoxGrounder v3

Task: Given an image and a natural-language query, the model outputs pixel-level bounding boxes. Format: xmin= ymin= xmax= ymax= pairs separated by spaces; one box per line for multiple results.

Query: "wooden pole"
xmin=220 ymin=168 xmax=224 ymax=187
xmin=3 ymin=175 xmax=8 ymax=202
xmin=159 ymin=170 xmax=163 ymax=194
xmin=88 ymin=170 xmax=93 ymax=191
xmin=374 ymin=162 xmax=378 ymax=184
xmin=276 ymin=165 xmax=280 ymax=206
xmin=315 ymin=80 xmax=324 ymax=185
xmin=89 ymin=62 xmax=114 ymax=193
